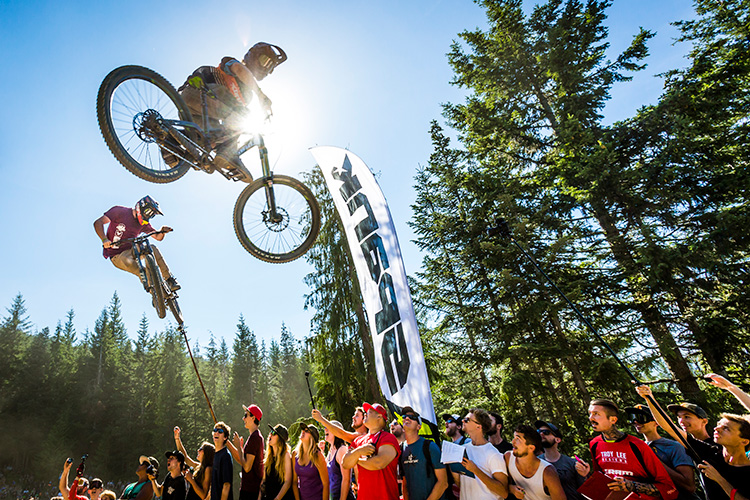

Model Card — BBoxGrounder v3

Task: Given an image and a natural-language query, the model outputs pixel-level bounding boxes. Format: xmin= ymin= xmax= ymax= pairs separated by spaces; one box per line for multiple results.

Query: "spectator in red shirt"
xmin=576 ymin=399 xmax=677 ymax=500
xmin=228 ymin=404 xmax=265 ymax=500
xmin=342 ymin=403 xmax=401 ymax=500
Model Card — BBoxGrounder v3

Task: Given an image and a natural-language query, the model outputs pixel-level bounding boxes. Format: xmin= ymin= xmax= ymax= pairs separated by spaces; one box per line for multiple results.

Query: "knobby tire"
xmin=97 ymin=65 xmax=193 ymax=183
xmin=143 ymin=253 xmax=166 ymax=319
xmin=233 ymin=175 xmax=321 ymax=263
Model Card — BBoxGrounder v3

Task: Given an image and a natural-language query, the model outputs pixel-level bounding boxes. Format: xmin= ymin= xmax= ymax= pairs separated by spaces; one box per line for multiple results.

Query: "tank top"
xmin=327 ymin=446 xmax=355 ymax=500
xmin=509 ymin=454 xmax=552 ymax=500
xmin=262 ymin=464 xmax=294 ymax=500
xmin=295 ymin=455 xmax=324 ymax=500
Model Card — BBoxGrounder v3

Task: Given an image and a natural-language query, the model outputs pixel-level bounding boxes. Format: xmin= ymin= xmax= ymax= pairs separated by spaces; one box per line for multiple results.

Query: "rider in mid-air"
xmin=94 ymin=195 xmax=180 ymax=292
xmin=164 ymin=42 xmax=287 ymax=172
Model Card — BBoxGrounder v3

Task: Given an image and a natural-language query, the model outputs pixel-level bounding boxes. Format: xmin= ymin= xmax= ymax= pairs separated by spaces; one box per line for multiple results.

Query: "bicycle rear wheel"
xmin=97 ymin=65 xmax=193 ymax=183
xmin=233 ymin=175 xmax=321 ymax=263
xmin=143 ymin=253 xmax=167 ymax=319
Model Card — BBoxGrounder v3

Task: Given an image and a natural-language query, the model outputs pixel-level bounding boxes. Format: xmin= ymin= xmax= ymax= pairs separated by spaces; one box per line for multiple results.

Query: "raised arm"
xmin=227 ymin=432 xmax=256 ymax=473
xmin=312 ymin=409 xmax=358 ymax=443
xmin=59 ymin=459 xmax=72 ymax=497
xmin=636 ymin=385 xmax=688 ymax=445
xmin=174 ymin=426 xmax=199 ymax=468
xmin=706 ymin=373 xmax=750 ymax=412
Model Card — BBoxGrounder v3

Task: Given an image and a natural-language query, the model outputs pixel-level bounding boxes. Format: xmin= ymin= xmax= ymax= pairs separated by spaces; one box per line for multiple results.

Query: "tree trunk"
xmin=592 ymin=203 xmax=703 ymax=402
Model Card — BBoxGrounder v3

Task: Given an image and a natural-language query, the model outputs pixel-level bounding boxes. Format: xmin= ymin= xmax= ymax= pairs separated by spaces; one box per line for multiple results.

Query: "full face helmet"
xmin=135 ymin=195 xmax=163 ymax=226
xmin=243 ymin=42 xmax=287 ymax=81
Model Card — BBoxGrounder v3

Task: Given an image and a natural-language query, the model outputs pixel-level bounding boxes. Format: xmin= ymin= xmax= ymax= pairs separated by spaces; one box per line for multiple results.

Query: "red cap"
xmin=243 ymin=404 xmax=263 ymax=421
xmin=363 ymin=402 xmax=387 ymax=420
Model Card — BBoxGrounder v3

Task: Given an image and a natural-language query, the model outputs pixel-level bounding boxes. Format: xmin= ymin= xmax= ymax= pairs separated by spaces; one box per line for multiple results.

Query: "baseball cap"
xmin=442 ymin=413 xmax=461 ymax=425
xmin=165 ymin=450 xmax=185 ymax=464
xmin=363 ymin=402 xmax=388 ymax=420
xmin=667 ymin=402 xmax=708 ymax=420
xmin=139 ymin=455 xmax=160 ymax=470
xmin=534 ymin=420 xmax=562 ymax=438
xmin=243 ymin=404 xmax=263 ymax=421
xmin=400 ymin=406 xmax=422 ymax=425
xmin=299 ymin=422 xmax=320 ymax=442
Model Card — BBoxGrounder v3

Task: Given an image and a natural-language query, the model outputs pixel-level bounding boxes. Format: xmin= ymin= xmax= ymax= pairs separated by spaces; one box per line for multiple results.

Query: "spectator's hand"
xmin=574 ymin=459 xmax=590 ymax=477
xmin=510 ymin=484 xmax=525 ymax=499
xmin=63 ymin=458 xmax=73 ymax=472
xmin=357 ymin=443 xmax=375 ymax=458
xmin=311 ymin=408 xmax=323 ymax=423
xmin=185 ymin=469 xmax=194 ymax=482
xmin=233 ymin=432 xmax=244 ymax=450
xmin=462 ymin=457 xmax=480 ymax=474
xmin=697 ymin=462 xmax=722 ymax=483
xmin=160 ymin=226 xmax=173 ymax=233
xmin=607 ymin=477 xmax=631 ymax=492
xmin=705 ymin=373 xmax=733 ymax=390
xmin=636 ymin=384 xmax=652 ymax=399
xmin=174 ymin=426 xmax=181 ymax=440
xmin=148 ymin=472 xmax=156 ymax=482
xmin=102 ymin=240 xmax=112 ymax=248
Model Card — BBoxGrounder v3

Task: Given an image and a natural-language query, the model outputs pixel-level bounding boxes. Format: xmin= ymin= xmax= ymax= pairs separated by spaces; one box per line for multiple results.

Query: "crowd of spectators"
xmin=45 ymin=373 xmax=748 ymax=500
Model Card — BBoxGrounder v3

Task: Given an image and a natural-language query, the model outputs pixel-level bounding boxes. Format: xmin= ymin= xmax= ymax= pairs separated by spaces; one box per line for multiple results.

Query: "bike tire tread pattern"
xmin=233 ymin=175 xmax=321 ymax=263
xmin=167 ymin=295 xmax=183 ymax=325
xmin=143 ymin=254 xmax=167 ymax=319
xmin=97 ymin=65 xmax=192 ymax=184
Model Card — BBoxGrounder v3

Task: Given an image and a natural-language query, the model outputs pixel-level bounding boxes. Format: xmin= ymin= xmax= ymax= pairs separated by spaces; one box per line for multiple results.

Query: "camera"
xmin=146 ymin=465 xmax=158 ymax=479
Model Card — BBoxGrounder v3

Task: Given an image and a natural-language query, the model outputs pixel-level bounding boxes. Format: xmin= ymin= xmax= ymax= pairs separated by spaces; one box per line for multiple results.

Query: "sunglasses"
xmin=538 ymin=429 xmax=552 ymax=436
xmin=462 ymin=417 xmax=477 ymax=424
xmin=270 ymin=429 xmax=277 ymax=436
xmin=403 ymin=413 xmax=420 ymax=421
xmin=213 ymin=428 xmax=225 ymax=434
xmin=243 ymin=413 xmax=249 ymax=419
xmin=628 ymin=414 xmax=653 ymax=425
xmin=140 ymin=461 xmax=150 ymax=467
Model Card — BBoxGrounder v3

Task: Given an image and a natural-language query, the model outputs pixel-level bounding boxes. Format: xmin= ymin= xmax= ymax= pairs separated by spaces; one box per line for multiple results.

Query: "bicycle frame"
xmin=159 ymin=87 xmax=283 ymax=221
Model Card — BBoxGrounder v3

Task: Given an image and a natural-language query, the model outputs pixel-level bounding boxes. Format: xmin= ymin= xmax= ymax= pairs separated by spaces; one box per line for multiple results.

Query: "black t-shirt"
xmin=687 ymin=433 xmax=750 ymax=500
xmin=162 ymin=473 xmax=188 ymax=500
xmin=212 ymin=447 xmax=234 ymax=500
xmin=493 ymin=439 xmax=513 ymax=454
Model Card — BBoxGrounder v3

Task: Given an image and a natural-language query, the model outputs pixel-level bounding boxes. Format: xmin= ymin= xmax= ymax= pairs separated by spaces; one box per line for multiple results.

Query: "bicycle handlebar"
xmin=110 ymin=229 xmax=172 ymax=248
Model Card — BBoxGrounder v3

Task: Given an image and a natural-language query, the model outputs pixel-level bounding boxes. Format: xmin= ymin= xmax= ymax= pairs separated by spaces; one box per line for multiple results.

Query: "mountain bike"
xmin=97 ymin=65 xmax=320 ymax=263
xmin=113 ymin=230 xmax=182 ymax=324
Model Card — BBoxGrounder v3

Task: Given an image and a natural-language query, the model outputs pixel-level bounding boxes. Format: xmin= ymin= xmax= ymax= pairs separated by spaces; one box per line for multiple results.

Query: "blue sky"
xmin=0 ymin=0 xmax=696 ymax=350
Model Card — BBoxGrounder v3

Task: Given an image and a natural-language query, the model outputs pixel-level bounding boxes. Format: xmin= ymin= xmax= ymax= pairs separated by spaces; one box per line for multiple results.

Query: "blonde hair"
xmin=100 ymin=491 xmax=117 ymax=500
xmin=294 ymin=430 xmax=320 ymax=467
xmin=265 ymin=438 xmax=291 ymax=482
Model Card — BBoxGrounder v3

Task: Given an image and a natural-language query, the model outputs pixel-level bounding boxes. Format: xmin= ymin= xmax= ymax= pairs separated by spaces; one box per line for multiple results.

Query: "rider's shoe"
xmin=166 ymin=275 xmax=181 ymax=292
xmin=214 ymin=141 xmax=241 ymax=167
xmin=160 ymin=140 xmax=180 ymax=168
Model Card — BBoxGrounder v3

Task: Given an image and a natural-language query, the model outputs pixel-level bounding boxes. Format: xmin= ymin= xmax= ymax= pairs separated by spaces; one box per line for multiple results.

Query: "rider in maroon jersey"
xmin=93 ymin=195 xmax=179 ymax=292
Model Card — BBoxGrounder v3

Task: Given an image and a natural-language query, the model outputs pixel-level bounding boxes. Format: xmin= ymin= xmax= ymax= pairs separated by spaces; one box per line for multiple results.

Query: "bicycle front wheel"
xmin=143 ymin=253 xmax=167 ymax=319
xmin=167 ymin=294 xmax=183 ymax=326
xmin=97 ymin=65 xmax=192 ymax=183
xmin=233 ymin=175 xmax=321 ymax=263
